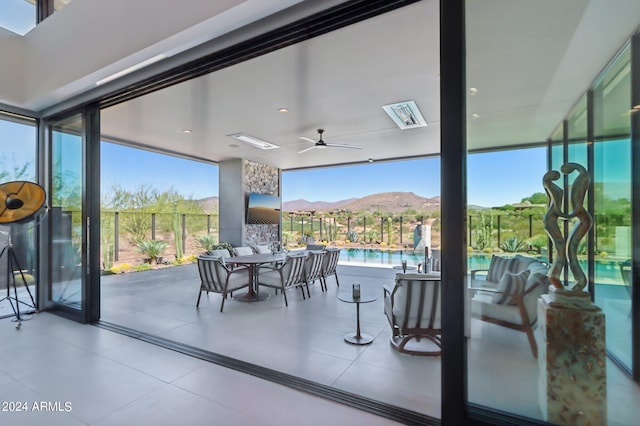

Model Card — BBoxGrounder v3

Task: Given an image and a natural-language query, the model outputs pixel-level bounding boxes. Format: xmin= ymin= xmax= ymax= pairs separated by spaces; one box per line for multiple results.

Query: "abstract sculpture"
xmin=542 ymin=163 xmax=594 ymax=307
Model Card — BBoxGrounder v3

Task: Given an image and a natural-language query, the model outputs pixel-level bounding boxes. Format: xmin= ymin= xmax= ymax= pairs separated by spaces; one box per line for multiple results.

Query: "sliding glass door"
xmin=46 ymin=107 xmax=100 ymax=322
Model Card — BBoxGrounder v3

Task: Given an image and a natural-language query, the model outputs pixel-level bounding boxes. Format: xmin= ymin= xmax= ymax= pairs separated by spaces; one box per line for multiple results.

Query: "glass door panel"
xmin=50 ymin=113 xmax=85 ymax=313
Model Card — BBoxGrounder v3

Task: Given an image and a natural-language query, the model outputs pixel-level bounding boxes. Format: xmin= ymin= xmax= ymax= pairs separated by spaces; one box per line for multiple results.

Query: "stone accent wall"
xmin=243 ymin=160 xmax=280 ymax=247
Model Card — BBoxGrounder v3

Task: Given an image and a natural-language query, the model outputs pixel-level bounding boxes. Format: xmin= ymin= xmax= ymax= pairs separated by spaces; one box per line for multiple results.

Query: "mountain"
xmin=282 ymin=198 xmax=357 ymax=212
xmin=195 ymin=196 xmax=218 ymax=213
xmin=341 ymin=192 xmax=440 ymax=214
xmin=284 ymin=192 xmax=440 ymax=214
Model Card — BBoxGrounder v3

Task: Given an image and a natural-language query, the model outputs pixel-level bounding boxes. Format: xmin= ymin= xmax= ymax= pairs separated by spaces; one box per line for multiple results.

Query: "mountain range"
xmin=196 ymin=192 xmax=441 ymax=214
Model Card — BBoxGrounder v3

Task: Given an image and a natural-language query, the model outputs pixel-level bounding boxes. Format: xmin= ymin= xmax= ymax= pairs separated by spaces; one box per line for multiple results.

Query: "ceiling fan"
xmin=297 ymin=129 xmax=363 ymax=154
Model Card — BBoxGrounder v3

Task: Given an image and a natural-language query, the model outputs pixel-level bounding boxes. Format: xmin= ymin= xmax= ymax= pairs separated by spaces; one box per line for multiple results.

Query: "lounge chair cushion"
xmin=492 ymin=269 xmax=530 ymax=304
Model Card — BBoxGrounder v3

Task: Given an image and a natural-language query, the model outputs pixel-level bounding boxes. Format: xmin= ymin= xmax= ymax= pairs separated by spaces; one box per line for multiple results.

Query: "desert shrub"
xmin=526 ymin=234 xmax=548 ymax=252
xmin=133 ymin=263 xmax=153 ymax=272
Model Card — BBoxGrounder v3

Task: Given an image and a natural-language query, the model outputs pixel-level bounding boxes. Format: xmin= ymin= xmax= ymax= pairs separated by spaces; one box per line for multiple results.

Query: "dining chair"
xmin=196 ymin=255 xmax=251 ymax=312
xmin=233 ymin=246 xmax=254 ymax=256
xmin=257 ymin=254 xmax=309 ymax=306
xmin=321 ymin=248 xmax=341 ymax=290
xmin=304 ymin=250 xmax=326 ymax=292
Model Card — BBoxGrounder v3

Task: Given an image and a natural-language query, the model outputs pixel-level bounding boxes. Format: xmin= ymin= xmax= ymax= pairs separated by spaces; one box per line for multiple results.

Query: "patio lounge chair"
xmin=196 ymin=255 xmax=251 ymax=312
xmin=468 ymin=255 xmax=549 ymax=357
xmin=384 ymin=273 xmax=442 ymax=356
xmin=257 ymin=254 xmax=309 ymax=306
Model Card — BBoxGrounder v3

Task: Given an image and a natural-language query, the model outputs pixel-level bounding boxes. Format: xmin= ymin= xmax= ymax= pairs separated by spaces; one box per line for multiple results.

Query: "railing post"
xmin=529 ymin=214 xmax=533 ymax=238
xmin=114 ymin=212 xmax=119 ymax=261
xmin=151 ymin=213 xmax=156 ymax=240
xmin=400 ymin=216 xmax=403 ymax=244
xmin=347 ymin=216 xmax=351 ymax=234
xmin=497 ymin=215 xmax=501 ymax=248
xmin=380 ymin=217 xmax=384 ymax=242
xmin=207 ymin=215 xmax=211 ymax=235
xmin=469 ymin=215 xmax=472 ymax=247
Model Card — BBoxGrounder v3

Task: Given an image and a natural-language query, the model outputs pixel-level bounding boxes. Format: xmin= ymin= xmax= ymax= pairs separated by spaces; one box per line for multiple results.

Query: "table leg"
xmin=233 ymin=265 xmax=270 ymax=302
xmin=344 ymin=301 xmax=373 ymax=345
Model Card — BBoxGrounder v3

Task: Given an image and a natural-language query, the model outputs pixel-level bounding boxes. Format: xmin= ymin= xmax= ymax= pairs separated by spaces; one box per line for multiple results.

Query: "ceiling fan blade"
xmin=298 ymin=136 xmax=316 ymax=143
xmin=325 ymin=143 xmax=363 ymax=150
xmin=297 ymin=146 xmax=317 ymax=154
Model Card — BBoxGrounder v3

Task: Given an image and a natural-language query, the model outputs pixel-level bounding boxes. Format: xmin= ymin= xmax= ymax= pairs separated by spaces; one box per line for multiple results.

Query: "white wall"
xmin=0 ymin=0 xmax=309 ymax=111
xmin=0 ymin=29 xmax=25 ymax=105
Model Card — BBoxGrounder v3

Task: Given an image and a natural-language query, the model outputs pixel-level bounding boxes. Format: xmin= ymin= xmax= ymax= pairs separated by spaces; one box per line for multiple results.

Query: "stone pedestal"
xmin=538 ymin=292 xmax=607 ymax=425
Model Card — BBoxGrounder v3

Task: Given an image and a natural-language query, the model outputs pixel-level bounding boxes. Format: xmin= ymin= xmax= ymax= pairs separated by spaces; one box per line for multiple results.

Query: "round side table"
xmin=338 ymin=291 xmax=377 ymax=345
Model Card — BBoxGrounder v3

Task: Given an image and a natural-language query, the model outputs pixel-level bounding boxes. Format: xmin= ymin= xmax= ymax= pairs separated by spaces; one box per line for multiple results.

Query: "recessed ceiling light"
xmin=227 ymin=133 xmax=280 ymax=150
xmin=469 ymin=87 xmax=478 ymax=95
xmin=278 ymin=108 xmax=289 ymax=113
xmin=633 ymin=105 xmax=640 ymax=110
xmin=368 ymin=158 xmax=374 ymax=163
xmin=471 ymin=113 xmax=480 ymax=119
xmin=182 ymin=129 xmax=192 ymax=134
xmin=382 ymin=100 xmax=427 ymax=129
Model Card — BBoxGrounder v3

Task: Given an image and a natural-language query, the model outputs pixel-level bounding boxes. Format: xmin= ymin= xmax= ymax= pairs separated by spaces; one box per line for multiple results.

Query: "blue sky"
xmin=101 ymin=142 xmax=219 ymax=201
xmin=0 ymin=1 xmax=36 ymax=35
xmin=100 ymin=141 xmax=547 ymax=207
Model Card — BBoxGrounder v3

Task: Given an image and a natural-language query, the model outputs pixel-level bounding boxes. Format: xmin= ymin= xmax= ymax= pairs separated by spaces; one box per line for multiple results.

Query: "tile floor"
xmin=0 ymin=312 xmax=402 ymax=426
xmin=3 ymin=263 xmax=639 ymax=425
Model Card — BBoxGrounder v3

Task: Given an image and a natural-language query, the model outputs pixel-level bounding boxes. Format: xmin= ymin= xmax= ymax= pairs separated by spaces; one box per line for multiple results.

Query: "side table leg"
xmin=355 ymin=302 xmax=362 ymax=338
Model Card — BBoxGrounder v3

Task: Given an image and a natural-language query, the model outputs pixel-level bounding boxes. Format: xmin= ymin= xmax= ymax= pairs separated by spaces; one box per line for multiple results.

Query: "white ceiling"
xmin=49 ymin=1 xmax=640 ymax=169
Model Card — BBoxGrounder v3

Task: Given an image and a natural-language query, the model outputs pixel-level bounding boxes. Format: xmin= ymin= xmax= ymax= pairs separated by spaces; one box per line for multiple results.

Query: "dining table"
xmin=225 ymin=252 xmax=287 ymax=302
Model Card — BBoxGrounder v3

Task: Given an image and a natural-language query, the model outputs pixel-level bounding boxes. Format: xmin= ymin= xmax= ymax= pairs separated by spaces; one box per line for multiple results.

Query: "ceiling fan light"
xmin=227 ymin=133 xmax=280 ymax=150
xmin=382 ymin=100 xmax=427 ymax=129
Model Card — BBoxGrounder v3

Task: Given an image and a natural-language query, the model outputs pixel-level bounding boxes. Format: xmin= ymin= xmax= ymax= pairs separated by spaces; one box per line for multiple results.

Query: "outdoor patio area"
xmin=97 ymin=263 xmax=640 ymax=423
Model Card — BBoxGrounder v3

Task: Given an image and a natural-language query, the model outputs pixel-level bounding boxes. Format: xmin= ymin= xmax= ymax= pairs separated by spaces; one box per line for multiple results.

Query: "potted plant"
xmin=136 ymin=240 xmax=168 ymax=264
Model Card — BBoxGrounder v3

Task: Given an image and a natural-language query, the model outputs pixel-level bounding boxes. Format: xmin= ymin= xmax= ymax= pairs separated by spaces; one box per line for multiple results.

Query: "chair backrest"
xmin=207 ymin=249 xmax=231 ymax=259
xmin=305 ymin=251 xmax=325 ymax=281
xmin=430 ymin=249 xmax=441 ymax=272
xmin=391 ymin=273 xmax=441 ymax=331
xmin=322 ymin=248 xmax=340 ymax=275
xmin=281 ymin=254 xmax=308 ymax=287
xmin=254 ymin=244 xmax=271 ymax=254
xmin=197 ymin=256 xmax=227 ymax=293
xmin=233 ymin=246 xmax=254 ymax=256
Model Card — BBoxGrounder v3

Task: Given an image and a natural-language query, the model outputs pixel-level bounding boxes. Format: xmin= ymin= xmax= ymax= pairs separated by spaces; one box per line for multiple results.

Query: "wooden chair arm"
xmin=470 ymin=269 xmax=489 ymax=280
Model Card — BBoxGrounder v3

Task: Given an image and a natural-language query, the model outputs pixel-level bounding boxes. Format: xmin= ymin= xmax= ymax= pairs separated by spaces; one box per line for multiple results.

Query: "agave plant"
xmin=136 ymin=240 xmax=168 ymax=264
xmin=346 ymin=230 xmax=360 ymax=243
xmin=499 ymin=236 xmax=525 ymax=253
xmin=195 ymin=234 xmax=218 ymax=251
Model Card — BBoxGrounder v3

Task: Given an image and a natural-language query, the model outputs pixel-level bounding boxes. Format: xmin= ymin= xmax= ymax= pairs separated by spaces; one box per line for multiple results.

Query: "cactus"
xmin=173 ymin=209 xmax=183 ymax=260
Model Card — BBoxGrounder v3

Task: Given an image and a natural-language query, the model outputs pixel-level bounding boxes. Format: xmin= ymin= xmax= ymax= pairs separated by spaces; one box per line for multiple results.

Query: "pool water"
xmin=337 ymin=248 xmax=625 ymax=284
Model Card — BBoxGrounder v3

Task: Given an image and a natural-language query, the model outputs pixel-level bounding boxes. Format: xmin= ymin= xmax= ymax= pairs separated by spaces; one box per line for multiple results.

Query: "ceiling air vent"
xmin=227 ymin=133 xmax=280 ymax=150
xmin=382 ymin=100 xmax=427 ymax=129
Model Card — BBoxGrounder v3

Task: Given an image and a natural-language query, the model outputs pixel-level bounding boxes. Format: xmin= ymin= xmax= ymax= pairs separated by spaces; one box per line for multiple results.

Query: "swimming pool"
xmin=337 ymin=248 xmax=625 ymax=283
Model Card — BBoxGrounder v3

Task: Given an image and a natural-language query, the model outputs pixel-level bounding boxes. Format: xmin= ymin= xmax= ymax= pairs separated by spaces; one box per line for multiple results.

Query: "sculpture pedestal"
xmin=538 ymin=293 xmax=607 ymax=425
